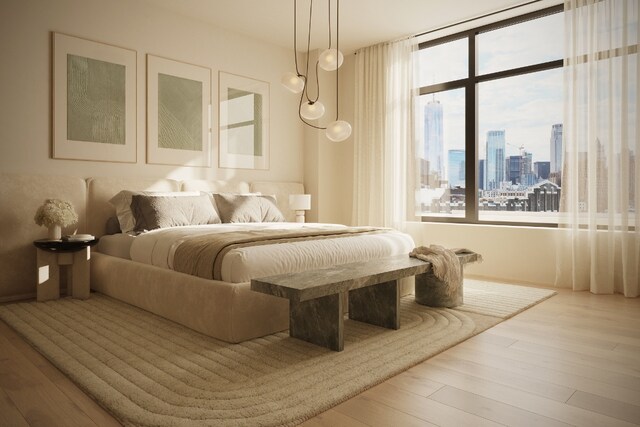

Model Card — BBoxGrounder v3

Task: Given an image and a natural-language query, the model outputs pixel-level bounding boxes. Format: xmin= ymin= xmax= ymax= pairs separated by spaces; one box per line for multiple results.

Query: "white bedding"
xmin=96 ymin=233 xmax=136 ymax=260
xmin=99 ymin=223 xmax=415 ymax=283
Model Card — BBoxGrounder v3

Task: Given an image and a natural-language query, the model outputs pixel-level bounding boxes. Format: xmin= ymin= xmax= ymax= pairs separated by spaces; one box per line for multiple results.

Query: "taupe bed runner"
xmin=173 ymin=227 xmax=383 ymax=280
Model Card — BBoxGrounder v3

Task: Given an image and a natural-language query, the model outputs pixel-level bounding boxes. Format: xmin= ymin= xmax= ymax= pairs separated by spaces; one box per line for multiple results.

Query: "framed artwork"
xmin=219 ymin=71 xmax=270 ymax=170
xmin=146 ymin=55 xmax=211 ymax=166
xmin=52 ymin=32 xmax=137 ymax=163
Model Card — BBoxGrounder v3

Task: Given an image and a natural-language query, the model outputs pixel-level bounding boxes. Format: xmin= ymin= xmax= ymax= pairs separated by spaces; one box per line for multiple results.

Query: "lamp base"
xmin=295 ymin=210 xmax=306 ymax=223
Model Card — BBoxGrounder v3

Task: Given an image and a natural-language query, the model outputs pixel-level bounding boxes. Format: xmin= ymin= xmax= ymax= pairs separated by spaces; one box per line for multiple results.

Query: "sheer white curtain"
xmin=557 ymin=0 xmax=639 ymax=297
xmin=352 ymin=38 xmax=417 ymax=229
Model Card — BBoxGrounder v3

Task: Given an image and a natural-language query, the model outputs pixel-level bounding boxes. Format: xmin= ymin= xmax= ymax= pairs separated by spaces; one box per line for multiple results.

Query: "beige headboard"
xmin=0 ymin=174 xmax=86 ymax=300
xmin=86 ymin=177 xmax=181 ymax=237
xmin=250 ymin=181 xmax=305 ymax=223
xmin=180 ymin=179 xmax=250 ymax=194
xmin=181 ymin=180 xmax=304 ymax=222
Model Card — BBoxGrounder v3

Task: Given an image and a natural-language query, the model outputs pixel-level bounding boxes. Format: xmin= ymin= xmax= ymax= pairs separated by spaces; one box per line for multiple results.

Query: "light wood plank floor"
xmin=1 ymin=286 xmax=639 ymax=426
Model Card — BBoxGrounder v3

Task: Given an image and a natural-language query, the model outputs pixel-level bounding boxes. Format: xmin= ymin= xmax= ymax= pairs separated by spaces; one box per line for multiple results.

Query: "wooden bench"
xmin=251 ymin=251 xmax=480 ymax=351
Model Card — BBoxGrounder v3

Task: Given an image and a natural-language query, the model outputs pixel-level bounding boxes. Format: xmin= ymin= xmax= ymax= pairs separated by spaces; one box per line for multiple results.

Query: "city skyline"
xmin=416 ymin=12 xmax=564 ymax=164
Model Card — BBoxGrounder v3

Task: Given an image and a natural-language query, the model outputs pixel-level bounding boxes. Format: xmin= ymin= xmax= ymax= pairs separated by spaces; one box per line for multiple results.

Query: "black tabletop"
xmin=33 ymin=238 xmax=99 ymax=253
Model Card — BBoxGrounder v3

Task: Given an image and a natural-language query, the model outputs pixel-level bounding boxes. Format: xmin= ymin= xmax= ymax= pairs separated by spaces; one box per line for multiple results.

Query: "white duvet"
xmin=100 ymin=223 xmax=415 ymax=283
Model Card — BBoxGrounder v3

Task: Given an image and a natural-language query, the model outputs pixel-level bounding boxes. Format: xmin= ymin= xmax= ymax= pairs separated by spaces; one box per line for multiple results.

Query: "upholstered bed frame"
xmin=0 ymin=173 xmax=413 ymax=343
xmin=1 ymin=174 xmax=304 ymax=342
xmin=88 ymin=177 xmax=309 ymax=343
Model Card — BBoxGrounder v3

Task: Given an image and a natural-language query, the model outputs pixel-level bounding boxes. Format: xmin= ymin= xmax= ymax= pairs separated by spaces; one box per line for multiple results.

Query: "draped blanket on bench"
xmin=172 ymin=227 xmax=386 ymax=280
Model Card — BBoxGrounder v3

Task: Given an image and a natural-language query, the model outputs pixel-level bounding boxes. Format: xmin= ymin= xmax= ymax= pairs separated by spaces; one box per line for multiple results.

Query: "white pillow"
xmin=212 ymin=193 xmax=285 ymax=223
xmin=109 ymin=190 xmax=199 ymax=233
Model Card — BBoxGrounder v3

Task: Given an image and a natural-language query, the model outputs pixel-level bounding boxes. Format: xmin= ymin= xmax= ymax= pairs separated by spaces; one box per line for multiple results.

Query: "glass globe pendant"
xmin=281 ymin=72 xmax=305 ymax=93
xmin=300 ymin=101 xmax=325 ymax=120
xmin=318 ymin=48 xmax=344 ymax=71
xmin=325 ymin=120 xmax=352 ymax=142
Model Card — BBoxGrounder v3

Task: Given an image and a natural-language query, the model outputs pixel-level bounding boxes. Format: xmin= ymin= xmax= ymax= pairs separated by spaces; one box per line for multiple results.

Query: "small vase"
xmin=48 ymin=224 xmax=62 ymax=240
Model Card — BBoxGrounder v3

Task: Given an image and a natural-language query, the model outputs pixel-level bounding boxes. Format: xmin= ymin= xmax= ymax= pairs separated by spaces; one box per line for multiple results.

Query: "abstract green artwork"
xmin=53 ymin=33 xmax=136 ymax=163
xmin=146 ymin=55 xmax=210 ymax=166
xmin=158 ymin=73 xmax=202 ymax=151
xmin=66 ymin=54 xmax=126 ymax=145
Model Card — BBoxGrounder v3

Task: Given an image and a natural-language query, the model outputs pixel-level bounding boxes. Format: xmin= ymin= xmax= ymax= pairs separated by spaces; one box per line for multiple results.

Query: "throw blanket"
xmin=173 ymin=227 xmax=385 ymax=280
xmin=409 ymin=246 xmax=482 ymax=297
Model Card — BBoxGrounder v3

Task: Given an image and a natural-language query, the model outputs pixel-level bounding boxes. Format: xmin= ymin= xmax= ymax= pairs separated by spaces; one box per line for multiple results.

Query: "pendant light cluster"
xmin=281 ymin=0 xmax=352 ymax=142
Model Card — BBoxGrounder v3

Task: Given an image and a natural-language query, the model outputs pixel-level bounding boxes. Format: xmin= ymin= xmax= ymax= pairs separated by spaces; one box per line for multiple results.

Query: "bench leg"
xmin=290 ymin=293 xmax=344 ymax=351
xmin=349 ymin=280 xmax=400 ymax=329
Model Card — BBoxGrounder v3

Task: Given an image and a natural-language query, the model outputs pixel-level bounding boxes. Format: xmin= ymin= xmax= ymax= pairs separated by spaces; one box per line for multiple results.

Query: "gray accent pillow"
xmin=131 ymin=195 xmax=221 ymax=231
xmin=213 ymin=194 xmax=285 ymax=223
xmin=109 ymin=190 xmax=200 ymax=233
xmin=105 ymin=216 xmax=122 ymax=235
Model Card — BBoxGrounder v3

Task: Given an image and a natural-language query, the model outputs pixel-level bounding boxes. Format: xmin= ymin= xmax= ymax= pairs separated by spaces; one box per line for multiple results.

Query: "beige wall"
xmin=405 ymin=222 xmax=560 ymax=287
xmin=0 ymin=0 xmax=304 ymax=183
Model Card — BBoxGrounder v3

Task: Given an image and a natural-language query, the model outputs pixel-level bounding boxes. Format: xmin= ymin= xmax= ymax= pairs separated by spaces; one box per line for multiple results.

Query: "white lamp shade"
xmin=289 ymin=194 xmax=311 ymax=210
xmin=318 ymin=48 xmax=344 ymax=71
xmin=281 ymin=72 xmax=305 ymax=93
xmin=325 ymin=120 xmax=352 ymax=142
xmin=300 ymin=101 xmax=325 ymax=120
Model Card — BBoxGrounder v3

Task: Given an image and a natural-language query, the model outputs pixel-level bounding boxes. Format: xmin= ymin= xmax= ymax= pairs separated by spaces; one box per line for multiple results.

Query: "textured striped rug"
xmin=0 ymin=280 xmax=555 ymax=427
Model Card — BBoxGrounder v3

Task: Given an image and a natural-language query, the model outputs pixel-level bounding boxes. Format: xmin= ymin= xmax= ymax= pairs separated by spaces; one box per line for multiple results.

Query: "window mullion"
xmin=465 ymin=34 xmax=478 ymax=222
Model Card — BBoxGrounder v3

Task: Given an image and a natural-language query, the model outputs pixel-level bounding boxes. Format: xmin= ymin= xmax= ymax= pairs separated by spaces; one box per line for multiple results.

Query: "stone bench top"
xmin=251 ymin=250 xmax=480 ymax=303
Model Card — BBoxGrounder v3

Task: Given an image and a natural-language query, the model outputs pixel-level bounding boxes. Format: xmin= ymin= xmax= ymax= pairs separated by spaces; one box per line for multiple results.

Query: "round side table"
xmin=33 ymin=238 xmax=99 ymax=302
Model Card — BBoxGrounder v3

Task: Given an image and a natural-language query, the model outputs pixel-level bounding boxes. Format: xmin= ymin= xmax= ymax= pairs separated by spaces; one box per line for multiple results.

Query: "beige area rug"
xmin=0 ymin=280 xmax=555 ymax=427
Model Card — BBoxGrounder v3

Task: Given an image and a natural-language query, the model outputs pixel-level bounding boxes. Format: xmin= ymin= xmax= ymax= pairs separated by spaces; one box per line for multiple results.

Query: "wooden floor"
xmin=1 ymin=286 xmax=639 ymax=427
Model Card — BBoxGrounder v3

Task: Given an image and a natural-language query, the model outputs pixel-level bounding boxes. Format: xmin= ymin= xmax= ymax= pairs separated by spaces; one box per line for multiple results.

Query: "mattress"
xmin=98 ymin=223 xmax=415 ymax=283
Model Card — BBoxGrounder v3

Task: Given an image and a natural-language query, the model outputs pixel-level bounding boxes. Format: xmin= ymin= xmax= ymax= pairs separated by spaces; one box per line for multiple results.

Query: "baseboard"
xmin=464 ymin=273 xmax=561 ymax=290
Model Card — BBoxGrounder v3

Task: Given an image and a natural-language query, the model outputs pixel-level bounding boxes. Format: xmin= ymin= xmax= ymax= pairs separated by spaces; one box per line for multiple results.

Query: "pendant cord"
xmin=302 ymin=0 xmax=314 ymax=103
xmin=335 ymin=0 xmax=339 ymax=120
xmin=327 ymin=0 xmax=332 ymax=48
xmin=293 ymin=0 xmax=301 ymax=76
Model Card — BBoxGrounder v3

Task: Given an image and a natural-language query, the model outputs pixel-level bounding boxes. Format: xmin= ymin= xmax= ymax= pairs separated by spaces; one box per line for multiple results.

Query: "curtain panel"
xmin=557 ymin=0 xmax=639 ymax=297
xmin=352 ymin=39 xmax=418 ymax=230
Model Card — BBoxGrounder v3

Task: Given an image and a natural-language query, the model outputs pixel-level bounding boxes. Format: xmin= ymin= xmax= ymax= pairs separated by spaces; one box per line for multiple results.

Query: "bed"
xmin=87 ymin=177 xmax=415 ymax=343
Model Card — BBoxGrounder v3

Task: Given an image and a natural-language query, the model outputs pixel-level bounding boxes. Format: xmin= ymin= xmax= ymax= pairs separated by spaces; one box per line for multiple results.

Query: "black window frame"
xmin=417 ymin=4 xmax=564 ymax=227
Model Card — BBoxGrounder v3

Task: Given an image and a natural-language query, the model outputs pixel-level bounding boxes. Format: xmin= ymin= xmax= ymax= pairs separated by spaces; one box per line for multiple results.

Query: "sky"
xmin=416 ymin=12 xmax=564 ymax=163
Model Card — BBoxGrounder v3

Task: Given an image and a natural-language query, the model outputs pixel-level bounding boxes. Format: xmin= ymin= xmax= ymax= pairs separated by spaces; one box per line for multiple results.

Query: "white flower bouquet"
xmin=34 ymin=199 xmax=78 ymax=228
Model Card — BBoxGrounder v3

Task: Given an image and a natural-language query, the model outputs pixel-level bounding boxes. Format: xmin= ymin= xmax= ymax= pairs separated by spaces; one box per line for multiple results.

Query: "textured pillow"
xmin=109 ymin=190 xmax=199 ymax=233
xmin=213 ymin=194 xmax=285 ymax=223
xmin=130 ymin=195 xmax=221 ymax=231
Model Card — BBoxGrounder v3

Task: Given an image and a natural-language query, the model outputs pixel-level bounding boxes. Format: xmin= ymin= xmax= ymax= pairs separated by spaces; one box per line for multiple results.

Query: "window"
xmin=415 ymin=5 xmax=564 ymax=225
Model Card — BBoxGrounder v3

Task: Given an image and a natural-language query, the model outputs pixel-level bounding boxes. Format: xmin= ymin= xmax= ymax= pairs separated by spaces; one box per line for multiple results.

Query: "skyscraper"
xmin=506 ymin=155 xmax=522 ymax=185
xmin=534 ymin=161 xmax=550 ymax=180
xmin=448 ymin=149 xmax=465 ymax=188
xmin=505 ymin=152 xmax=534 ymax=186
xmin=485 ymin=130 xmax=505 ymax=190
xmin=424 ymin=99 xmax=444 ymax=181
xmin=550 ymin=124 xmax=563 ymax=174
xmin=478 ymin=159 xmax=485 ymax=190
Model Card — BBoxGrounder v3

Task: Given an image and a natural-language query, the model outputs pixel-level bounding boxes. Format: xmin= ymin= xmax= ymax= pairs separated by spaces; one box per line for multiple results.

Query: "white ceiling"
xmin=141 ymin=0 xmax=535 ymax=54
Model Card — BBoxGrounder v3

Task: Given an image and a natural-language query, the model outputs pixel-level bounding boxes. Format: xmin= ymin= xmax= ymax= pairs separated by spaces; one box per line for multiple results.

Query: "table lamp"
xmin=289 ymin=194 xmax=311 ymax=223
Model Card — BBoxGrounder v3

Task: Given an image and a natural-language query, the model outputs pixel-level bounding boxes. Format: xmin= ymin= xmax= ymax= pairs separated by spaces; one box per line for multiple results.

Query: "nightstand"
xmin=33 ymin=238 xmax=99 ymax=302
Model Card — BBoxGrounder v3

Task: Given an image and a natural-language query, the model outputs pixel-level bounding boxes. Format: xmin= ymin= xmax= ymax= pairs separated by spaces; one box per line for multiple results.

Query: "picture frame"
xmin=52 ymin=32 xmax=137 ymax=163
xmin=146 ymin=55 xmax=212 ymax=167
xmin=218 ymin=71 xmax=270 ymax=170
